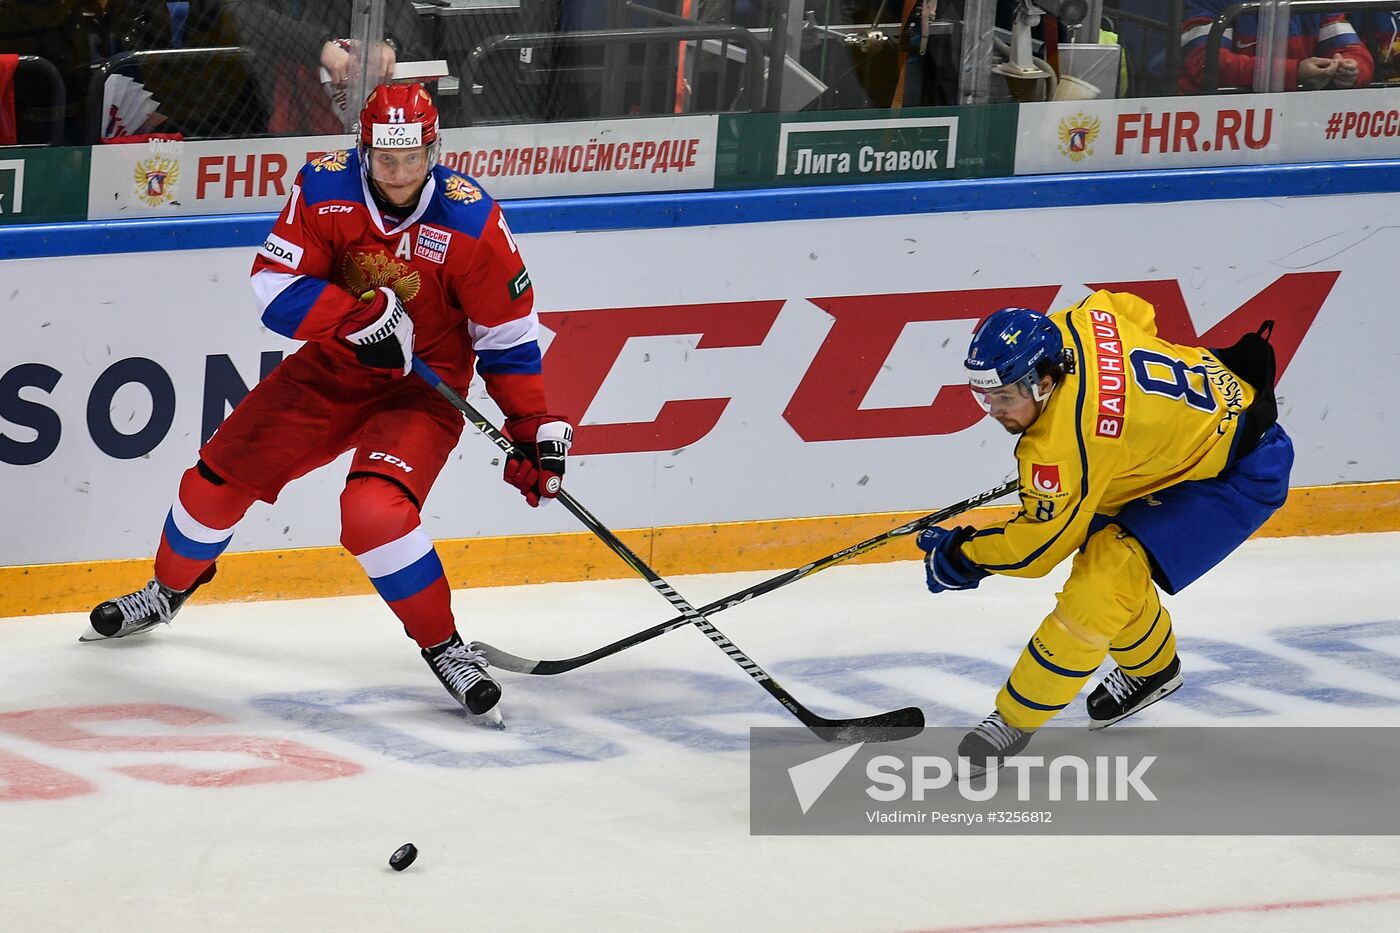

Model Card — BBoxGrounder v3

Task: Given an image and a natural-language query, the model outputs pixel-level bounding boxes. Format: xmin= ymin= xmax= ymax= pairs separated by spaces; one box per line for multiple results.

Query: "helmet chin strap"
xmin=1012 ymin=371 xmax=1054 ymax=406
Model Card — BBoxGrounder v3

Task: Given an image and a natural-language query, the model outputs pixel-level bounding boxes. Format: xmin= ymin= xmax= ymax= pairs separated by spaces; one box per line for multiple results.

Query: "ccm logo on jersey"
xmin=260 ymin=233 xmax=303 ymax=270
xmin=1030 ymin=464 xmax=1064 ymax=496
xmin=415 ymin=225 xmax=452 ymax=264
xmin=318 ymin=204 xmax=354 ymax=215
xmin=368 ymin=452 xmax=414 ymax=473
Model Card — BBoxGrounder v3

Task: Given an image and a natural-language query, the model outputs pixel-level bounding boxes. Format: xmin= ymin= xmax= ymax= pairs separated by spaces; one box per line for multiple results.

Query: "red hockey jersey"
xmin=1180 ymin=4 xmax=1374 ymax=93
xmin=250 ymin=148 xmax=546 ymax=426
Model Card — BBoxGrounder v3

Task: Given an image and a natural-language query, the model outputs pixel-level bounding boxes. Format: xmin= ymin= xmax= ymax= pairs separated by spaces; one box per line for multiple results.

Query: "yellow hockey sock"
xmin=997 ymin=609 xmax=1106 ymax=730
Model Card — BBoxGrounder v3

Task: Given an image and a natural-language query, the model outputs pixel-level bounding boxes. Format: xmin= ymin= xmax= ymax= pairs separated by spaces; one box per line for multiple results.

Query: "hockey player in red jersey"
xmin=85 ymin=84 xmax=572 ymax=722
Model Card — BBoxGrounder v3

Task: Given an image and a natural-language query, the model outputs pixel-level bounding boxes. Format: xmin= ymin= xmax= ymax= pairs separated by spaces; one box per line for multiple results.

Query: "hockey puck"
xmin=389 ymin=843 xmax=418 ymax=871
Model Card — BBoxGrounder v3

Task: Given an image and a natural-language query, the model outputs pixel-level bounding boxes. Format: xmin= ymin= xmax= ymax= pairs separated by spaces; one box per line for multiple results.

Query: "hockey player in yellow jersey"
xmin=916 ymin=290 xmax=1293 ymax=774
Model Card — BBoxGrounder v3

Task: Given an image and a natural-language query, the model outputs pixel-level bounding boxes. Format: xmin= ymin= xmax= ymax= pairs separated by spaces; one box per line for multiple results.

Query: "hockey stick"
xmin=476 ymin=478 xmax=1019 ymax=675
xmin=412 ymin=357 xmax=923 ymax=743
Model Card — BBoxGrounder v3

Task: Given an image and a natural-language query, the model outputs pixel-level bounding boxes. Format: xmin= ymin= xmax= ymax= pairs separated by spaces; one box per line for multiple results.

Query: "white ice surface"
xmin=4 ymin=533 xmax=1400 ymax=932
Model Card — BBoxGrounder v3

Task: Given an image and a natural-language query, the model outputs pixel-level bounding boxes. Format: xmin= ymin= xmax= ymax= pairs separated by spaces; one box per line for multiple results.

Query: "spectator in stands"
xmin=830 ymin=1 xmax=1068 ymax=109
xmin=0 ymin=53 xmax=16 ymax=145
xmin=1356 ymin=10 xmax=1400 ymax=84
xmin=828 ymin=0 xmax=954 ymax=109
xmin=209 ymin=0 xmax=424 ymax=136
xmin=1179 ymin=2 xmax=1373 ymax=94
xmin=0 ymin=0 xmax=171 ymax=143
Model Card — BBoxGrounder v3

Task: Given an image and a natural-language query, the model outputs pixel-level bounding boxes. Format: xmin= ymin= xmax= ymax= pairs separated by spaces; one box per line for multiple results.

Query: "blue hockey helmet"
xmin=965 ymin=308 xmax=1065 ymax=409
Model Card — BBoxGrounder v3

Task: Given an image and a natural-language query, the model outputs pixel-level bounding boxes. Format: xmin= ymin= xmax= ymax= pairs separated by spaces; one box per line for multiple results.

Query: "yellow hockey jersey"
xmin=962 ymin=290 xmax=1256 ymax=578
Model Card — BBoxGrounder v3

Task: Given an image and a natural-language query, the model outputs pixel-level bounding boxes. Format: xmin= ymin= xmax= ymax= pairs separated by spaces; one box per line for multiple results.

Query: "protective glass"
xmin=365 ymin=144 xmax=433 ymax=182
xmin=969 ymin=372 xmax=1039 ymax=412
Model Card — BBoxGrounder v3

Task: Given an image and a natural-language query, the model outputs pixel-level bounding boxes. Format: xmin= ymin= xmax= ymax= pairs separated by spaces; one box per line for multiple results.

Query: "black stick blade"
xmin=471 ymin=641 xmax=542 ymax=674
xmin=812 ymin=706 xmax=925 ymax=744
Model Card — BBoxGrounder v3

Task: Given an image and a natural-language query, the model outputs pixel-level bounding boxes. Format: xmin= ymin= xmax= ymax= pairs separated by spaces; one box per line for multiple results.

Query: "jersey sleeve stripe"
xmin=1181 ymin=21 xmax=1227 ymax=49
xmin=467 ymin=314 xmax=540 ymax=351
xmin=1317 ymin=18 xmax=1361 ymax=50
xmin=476 ymin=342 xmax=542 ymax=375
xmin=251 ymin=268 xmax=301 ymax=308
xmin=257 ymin=274 xmax=333 ymax=338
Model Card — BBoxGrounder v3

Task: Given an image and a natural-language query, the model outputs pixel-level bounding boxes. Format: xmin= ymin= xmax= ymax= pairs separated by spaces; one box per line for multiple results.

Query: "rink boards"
xmin=4 ymin=163 xmax=1400 ymax=614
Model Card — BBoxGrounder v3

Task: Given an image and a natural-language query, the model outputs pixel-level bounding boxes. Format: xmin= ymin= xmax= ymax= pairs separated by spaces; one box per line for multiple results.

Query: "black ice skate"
xmin=958 ymin=710 xmax=1032 ymax=777
xmin=423 ymin=633 xmax=503 ymax=725
xmin=1086 ymin=655 xmax=1183 ymax=731
xmin=82 ymin=576 xmax=199 ymax=642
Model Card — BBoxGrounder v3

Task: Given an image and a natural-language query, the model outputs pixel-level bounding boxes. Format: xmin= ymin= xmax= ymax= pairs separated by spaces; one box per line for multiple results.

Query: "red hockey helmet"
xmin=357 ymin=83 xmax=440 ymax=177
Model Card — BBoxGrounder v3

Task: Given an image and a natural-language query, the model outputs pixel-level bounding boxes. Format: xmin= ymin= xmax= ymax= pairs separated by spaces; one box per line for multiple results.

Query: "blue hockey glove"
xmin=915 ymin=525 xmax=989 ymax=594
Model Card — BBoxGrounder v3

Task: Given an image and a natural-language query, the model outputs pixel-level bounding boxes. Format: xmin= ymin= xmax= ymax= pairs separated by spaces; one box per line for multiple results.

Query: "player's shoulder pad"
xmin=296 ymin=149 xmax=361 ymax=206
xmin=421 ymin=165 xmax=497 ymax=238
xmin=1061 ymin=289 xmax=1138 ymax=334
xmin=1079 ymin=288 xmax=1158 ymax=337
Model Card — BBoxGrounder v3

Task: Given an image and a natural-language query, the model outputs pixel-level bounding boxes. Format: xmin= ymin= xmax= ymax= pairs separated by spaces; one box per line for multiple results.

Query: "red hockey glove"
xmin=503 ymin=416 xmax=573 ymax=507
xmin=337 ymin=286 xmax=414 ymax=376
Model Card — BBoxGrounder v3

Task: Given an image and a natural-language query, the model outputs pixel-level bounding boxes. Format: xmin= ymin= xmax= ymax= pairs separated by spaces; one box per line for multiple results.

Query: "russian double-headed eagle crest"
xmin=444 ymin=175 xmax=482 ymax=203
xmin=133 ymin=155 xmax=179 ymax=206
xmin=1057 ymin=113 xmax=1101 ymax=163
xmin=311 ymin=150 xmax=349 ymax=172
xmin=343 ymin=251 xmax=421 ymax=303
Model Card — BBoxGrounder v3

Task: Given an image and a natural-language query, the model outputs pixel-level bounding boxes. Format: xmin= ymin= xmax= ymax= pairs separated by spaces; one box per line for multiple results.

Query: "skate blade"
xmin=467 ymin=706 xmax=505 ymax=730
xmin=1087 ymin=676 xmax=1184 ymax=731
xmin=77 ymin=621 xmax=164 ymax=643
